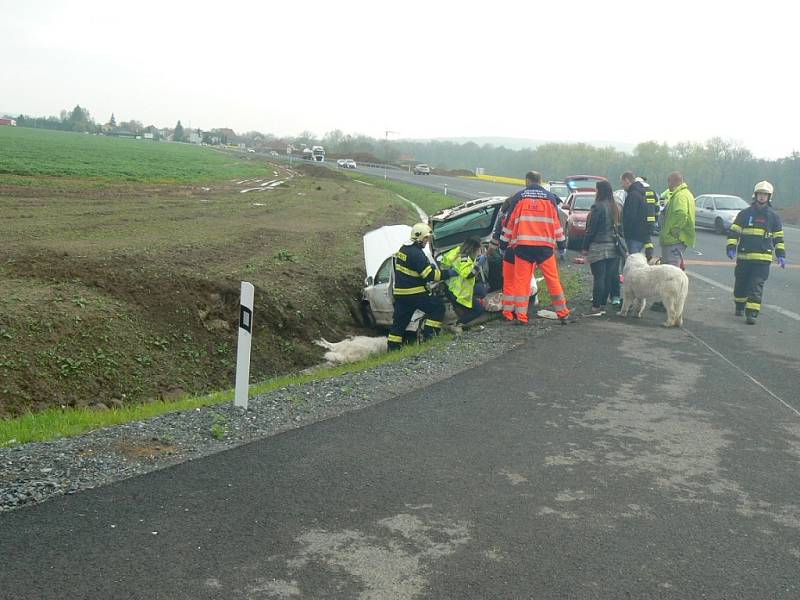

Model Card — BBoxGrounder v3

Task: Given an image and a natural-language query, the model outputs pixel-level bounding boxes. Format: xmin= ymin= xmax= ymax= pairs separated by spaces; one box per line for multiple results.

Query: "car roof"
xmin=430 ymin=196 xmax=506 ymax=222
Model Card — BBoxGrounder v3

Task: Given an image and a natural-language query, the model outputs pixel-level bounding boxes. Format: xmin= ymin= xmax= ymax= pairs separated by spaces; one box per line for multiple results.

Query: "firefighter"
xmin=439 ymin=237 xmax=488 ymax=326
xmin=726 ymin=181 xmax=787 ymax=324
xmin=387 ymin=223 xmax=452 ymax=350
xmin=620 ymin=172 xmax=656 ymax=260
xmin=500 ymin=171 xmax=570 ymax=324
xmin=636 ymin=176 xmax=660 ymax=235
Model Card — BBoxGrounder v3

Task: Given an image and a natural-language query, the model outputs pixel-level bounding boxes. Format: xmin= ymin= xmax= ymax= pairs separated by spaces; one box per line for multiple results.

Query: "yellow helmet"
xmin=753 ymin=180 xmax=774 ymax=198
xmin=410 ymin=222 xmax=432 ymax=242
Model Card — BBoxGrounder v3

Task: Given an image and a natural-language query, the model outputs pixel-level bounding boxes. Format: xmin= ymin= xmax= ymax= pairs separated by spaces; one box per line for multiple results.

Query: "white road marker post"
xmin=444 ymin=184 xmax=448 ymax=196
xmin=235 ymin=281 xmax=255 ymax=409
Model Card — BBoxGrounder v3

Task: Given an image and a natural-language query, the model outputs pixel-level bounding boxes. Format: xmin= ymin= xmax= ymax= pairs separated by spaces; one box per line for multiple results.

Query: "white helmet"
xmin=753 ymin=180 xmax=774 ymax=198
xmin=409 ymin=222 xmax=432 ymax=242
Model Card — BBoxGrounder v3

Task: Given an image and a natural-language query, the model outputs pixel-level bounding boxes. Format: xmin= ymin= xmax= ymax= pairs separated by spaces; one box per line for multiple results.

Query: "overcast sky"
xmin=2 ymin=0 xmax=798 ymax=159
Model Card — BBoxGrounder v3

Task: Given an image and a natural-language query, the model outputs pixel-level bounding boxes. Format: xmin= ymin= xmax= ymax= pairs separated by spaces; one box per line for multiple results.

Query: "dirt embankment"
xmin=0 ymin=168 xmax=411 ymax=417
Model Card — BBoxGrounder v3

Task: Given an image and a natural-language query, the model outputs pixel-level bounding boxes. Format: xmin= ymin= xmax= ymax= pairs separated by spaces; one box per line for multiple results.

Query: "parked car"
xmin=562 ymin=175 xmax=608 ymax=249
xmin=344 ymin=159 xmax=357 ymax=169
xmin=414 ymin=164 xmax=431 ymax=175
xmin=694 ymin=194 xmax=749 ymax=234
xmin=361 ymin=196 xmax=523 ymax=329
xmin=547 ymin=181 xmax=570 ymax=203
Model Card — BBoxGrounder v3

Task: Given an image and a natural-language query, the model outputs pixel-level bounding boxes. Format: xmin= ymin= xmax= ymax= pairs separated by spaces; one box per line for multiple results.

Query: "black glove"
xmin=645 ymin=246 xmax=653 ymax=261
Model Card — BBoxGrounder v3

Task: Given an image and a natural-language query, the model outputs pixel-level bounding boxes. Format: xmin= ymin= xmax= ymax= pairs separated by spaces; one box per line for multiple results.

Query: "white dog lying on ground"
xmin=314 ymin=336 xmax=388 ymax=364
xmin=618 ymin=252 xmax=689 ymax=327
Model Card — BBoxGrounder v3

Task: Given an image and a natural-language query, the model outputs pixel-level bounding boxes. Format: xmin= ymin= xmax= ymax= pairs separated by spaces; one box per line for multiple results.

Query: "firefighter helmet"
xmin=410 ymin=222 xmax=432 ymax=242
xmin=753 ymin=180 xmax=774 ymax=198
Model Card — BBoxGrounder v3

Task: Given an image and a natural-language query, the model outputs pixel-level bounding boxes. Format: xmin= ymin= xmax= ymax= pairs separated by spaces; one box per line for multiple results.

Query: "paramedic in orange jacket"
xmin=500 ymin=171 xmax=570 ymax=324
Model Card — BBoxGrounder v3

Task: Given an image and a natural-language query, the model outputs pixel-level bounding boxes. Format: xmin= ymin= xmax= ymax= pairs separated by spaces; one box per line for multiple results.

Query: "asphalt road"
xmin=2 ymin=287 xmax=799 ymax=599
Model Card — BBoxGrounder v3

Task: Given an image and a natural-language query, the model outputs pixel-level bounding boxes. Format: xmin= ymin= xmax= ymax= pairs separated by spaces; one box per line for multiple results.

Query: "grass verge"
xmin=0 ymin=335 xmax=452 ymax=447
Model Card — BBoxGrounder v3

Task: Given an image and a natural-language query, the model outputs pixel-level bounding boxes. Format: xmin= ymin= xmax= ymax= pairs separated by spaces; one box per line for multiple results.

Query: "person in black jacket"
xmin=387 ymin=223 xmax=452 ymax=350
xmin=620 ymin=171 xmax=655 ymax=260
xmin=581 ymin=180 xmax=622 ymax=311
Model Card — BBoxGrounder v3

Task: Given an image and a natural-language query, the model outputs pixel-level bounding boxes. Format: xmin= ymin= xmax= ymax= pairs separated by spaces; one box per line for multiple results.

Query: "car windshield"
xmin=715 ymin=196 xmax=748 ymax=210
xmin=572 ymin=195 xmax=595 ymax=210
xmin=433 ymin=206 xmax=499 ymax=248
xmin=549 ymin=185 xmax=569 ymax=199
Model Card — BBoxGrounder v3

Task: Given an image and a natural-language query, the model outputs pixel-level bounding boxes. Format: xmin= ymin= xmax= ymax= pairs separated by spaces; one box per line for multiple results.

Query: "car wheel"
xmin=714 ymin=218 xmax=725 ymax=235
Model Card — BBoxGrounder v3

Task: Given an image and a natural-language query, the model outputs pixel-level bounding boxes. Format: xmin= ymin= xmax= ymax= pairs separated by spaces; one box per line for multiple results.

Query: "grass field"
xmin=0 ymin=126 xmax=269 ymax=184
xmin=0 ymin=128 xmax=430 ymax=417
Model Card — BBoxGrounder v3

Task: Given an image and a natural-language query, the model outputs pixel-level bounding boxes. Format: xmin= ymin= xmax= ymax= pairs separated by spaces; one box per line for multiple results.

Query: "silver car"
xmin=694 ymin=194 xmax=749 ymax=234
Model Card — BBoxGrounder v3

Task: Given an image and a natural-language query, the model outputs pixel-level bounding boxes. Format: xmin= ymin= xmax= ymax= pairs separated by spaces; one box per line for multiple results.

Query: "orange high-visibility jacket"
xmin=502 ymin=187 xmax=565 ymax=249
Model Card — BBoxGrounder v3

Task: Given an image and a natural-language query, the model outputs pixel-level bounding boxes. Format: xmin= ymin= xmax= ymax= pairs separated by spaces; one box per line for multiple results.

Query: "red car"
xmin=562 ymin=175 xmax=608 ymax=249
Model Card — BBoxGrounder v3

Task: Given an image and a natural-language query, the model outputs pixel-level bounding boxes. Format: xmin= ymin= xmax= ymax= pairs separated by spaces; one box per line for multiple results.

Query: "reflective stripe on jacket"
xmin=726 ymin=205 xmax=785 ymax=262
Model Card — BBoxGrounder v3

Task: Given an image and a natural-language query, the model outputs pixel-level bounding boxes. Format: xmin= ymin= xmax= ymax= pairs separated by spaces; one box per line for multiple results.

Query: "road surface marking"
xmin=686 ymin=259 xmax=798 ymax=269
xmin=687 ymin=270 xmax=800 ymax=321
xmin=684 ymin=328 xmax=800 ymax=419
xmin=353 ymin=179 xmax=375 ymax=186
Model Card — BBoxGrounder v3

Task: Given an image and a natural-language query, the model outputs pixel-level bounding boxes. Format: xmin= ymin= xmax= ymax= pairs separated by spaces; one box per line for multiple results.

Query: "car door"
xmin=695 ymin=196 xmax=707 ymax=228
xmin=362 ymin=257 xmax=395 ymax=326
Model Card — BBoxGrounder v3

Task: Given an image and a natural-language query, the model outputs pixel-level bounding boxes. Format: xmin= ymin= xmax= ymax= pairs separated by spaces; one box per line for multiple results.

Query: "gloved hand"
xmin=726 ymin=247 xmax=736 ymax=260
xmin=645 ymin=247 xmax=653 ymax=261
xmin=476 ymin=254 xmax=487 ymax=267
xmin=778 ymin=256 xmax=786 ymax=269
xmin=445 ymin=269 xmax=458 ymax=279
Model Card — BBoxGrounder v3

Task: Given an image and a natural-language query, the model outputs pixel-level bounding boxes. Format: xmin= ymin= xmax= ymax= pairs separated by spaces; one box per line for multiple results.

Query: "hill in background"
xmin=408 ymin=136 xmax=637 ymax=153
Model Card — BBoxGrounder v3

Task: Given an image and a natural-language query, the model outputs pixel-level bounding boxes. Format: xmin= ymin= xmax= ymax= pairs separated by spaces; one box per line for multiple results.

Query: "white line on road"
xmin=684 ymin=327 xmax=800 ymax=419
xmin=353 ymin=179 xmax=375 ymax=186
xmin=687 ymin=270 xmax=800 ymax=322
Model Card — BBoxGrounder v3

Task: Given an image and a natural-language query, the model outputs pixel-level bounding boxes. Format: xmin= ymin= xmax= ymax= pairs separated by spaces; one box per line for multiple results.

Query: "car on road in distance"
xmin=694 ymin=194 xmax=749 ymax=234
xmin=336 ymin=159 xmax=347 ymax=167
xmin=562 ymin=175 xmax=608 ymax=249
xmin=270 ymin=150 xmax=280 ymax=157
xmin=344 ymin=159 xmax=357 ymax=169
xmin=414 ymin=164 xmax=431 ymax=175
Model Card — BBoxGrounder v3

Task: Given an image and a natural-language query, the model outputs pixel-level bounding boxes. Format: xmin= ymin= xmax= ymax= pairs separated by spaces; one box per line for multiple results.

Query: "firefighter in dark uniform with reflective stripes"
xmin=637 ymin=176 xmax=660 ymax=234
xmin=387 ymin=223 xmax=452 ymax=350
xmin=726 ymin=180 xmax=787 ymax=324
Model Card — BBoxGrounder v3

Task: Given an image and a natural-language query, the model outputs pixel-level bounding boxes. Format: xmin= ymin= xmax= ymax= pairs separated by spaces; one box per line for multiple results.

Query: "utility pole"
xmin=384 ymin=129 xmax=398 ymax=180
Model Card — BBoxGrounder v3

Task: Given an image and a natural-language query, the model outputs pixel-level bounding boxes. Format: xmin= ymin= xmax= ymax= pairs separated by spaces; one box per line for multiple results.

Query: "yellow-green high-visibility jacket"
xmin=439 ymin=245 xmax=478 ymax=308
xmin=726 ymin=204 xmax=785 ymax=262
xmin=660 ymin=182 xmax=696 ymax=247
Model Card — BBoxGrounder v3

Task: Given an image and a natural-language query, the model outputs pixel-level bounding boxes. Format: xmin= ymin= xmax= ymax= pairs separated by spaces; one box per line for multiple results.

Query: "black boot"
xmin=745 ymin=309 xmax=757 ymax=325
xmin=735 ymin=305 xmax=744 ymax=317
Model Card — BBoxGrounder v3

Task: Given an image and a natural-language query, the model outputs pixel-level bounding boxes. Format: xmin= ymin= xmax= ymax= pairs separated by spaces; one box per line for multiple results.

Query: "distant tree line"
xmin=10 ymin=107 xmax=798 ymax=203
xmin=314 ymin=130 xmax=800 ymax=204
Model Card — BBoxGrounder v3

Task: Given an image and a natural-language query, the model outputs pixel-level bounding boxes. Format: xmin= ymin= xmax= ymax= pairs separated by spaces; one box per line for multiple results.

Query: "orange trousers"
xmin=501 ymin=260 xmax=521 ymax=321
xmin=508 ymin=254 xmax=569 ymax=322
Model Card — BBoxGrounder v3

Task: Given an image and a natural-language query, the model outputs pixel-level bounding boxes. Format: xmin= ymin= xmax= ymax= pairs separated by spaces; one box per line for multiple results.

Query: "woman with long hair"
xmin=581 ymin=180 xmax=622 ymax=311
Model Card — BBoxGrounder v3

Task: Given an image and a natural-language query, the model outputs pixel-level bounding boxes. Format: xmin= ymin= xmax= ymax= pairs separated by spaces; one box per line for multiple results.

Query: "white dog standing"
xmin=618 ymin=253 xmax=689 ymax=327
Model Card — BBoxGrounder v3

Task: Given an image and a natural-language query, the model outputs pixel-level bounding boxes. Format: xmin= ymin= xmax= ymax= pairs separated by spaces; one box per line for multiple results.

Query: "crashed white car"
xmin=360 ymin=196 xmax=540 ymax=329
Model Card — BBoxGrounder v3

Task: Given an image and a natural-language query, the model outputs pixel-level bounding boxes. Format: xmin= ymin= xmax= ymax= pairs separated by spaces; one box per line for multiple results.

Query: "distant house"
xmin=188 ymin=131 xmax=202 ymax=144
xmin=0 ymin=117 xmax=17 ymax=126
